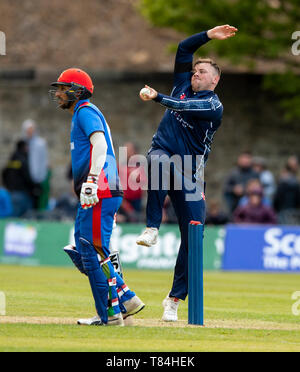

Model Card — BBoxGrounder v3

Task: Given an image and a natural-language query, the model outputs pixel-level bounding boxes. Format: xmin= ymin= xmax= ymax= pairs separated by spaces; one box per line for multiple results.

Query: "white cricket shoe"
xmin=77 ymin=313 xmax=124 ymax=326
xmin=122 ymin=295 xmax=145 ymax=319
xmin=136 ymin=227 xmax=158 ymax=247
xmin=107 ymin=312 xmax=124 ymax=326
xmin=77 ymin=315 xmax=103 ymax=326
xmin=162 ymin=296 xmax=180 ymax=322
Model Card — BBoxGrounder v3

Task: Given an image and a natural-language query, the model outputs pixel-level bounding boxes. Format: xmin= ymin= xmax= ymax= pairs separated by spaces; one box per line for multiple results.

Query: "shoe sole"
xmin=136 ymin=240 xmax=157 ymax=247
xmin=123 ymin=303 xmax=145 ymax=319
xmin=77 ymin=320 xmax=104 ymax=326
xmin=161 ymin=318 xmax=178 ymax=322
xmin=107 ymin=320 xmax=124 ymax=327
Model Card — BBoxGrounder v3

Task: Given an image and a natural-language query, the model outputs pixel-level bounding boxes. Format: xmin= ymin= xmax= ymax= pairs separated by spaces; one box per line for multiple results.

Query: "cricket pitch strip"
xmin=1 ymin=316 xmax=300 ymax=331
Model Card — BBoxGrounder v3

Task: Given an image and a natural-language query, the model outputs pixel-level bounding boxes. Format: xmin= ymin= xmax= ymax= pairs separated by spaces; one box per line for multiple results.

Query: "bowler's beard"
xmin=191 ymin=80 xmax=209 ymax=92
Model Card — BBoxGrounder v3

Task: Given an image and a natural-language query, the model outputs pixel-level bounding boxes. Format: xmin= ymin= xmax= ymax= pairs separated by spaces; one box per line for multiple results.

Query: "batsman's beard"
xmin=57 ymin=97 xmax=73 ymax=110
xmin=59 ymin=100 xmax=72 ymax=109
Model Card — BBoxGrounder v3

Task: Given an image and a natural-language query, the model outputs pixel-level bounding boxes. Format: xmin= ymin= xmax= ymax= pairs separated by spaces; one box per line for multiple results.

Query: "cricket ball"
xmin=140 ymin=87 xmax=151 ymax=97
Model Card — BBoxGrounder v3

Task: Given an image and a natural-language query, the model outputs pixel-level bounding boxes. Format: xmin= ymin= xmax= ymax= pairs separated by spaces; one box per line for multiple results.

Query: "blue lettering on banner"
xmin=222 ymin=224 xmax=300 ymax=271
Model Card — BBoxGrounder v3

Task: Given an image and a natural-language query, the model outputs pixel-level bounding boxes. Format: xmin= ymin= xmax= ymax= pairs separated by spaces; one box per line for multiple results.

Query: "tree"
xmin=139 ymin=0 xmax=300 ymax=121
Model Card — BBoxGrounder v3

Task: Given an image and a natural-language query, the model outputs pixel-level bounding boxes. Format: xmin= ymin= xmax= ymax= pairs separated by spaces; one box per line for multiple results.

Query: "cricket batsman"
xmin=50 ymin=68 xmax=144 ymax=326
xmin=136 ymin=25 xmax=237 ymax=321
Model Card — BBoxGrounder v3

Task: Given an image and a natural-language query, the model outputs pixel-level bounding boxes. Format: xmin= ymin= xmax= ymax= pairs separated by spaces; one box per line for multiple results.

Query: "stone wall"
xmin=0 ymin=72 xmax=299 ymax=206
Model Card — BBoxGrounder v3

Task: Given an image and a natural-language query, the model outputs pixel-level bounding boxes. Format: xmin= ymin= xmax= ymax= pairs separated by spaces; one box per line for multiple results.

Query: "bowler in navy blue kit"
xmin=136 ymin=25 xmax=238 ymax=321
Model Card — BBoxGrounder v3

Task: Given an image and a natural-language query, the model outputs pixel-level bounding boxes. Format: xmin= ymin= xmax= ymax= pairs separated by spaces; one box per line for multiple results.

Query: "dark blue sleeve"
xmin=154 ymin=93 xmax=223 ymax=121
xmin=77 ymin=107 xmax=105 ymax=138
xmin=174 ymin=31 xmax=211 ymax=87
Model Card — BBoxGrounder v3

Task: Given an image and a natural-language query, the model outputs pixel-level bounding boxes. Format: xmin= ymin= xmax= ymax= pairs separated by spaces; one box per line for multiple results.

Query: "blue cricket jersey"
xmin=151 ymin=31 xmax=223 ymax=172
xmin=70 ymin=99 xmax=122 ymax=199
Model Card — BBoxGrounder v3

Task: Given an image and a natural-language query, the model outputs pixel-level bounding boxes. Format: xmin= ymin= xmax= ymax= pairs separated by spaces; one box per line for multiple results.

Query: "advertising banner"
xmin=223 ymin=224 xmax=300 ymax=271
xmin=110 ymin=224 xmax=224 ymax=270
xmin=0 ymin=220 xmax=71 ymax=266
xmin=0 ymin=219 xmax=223 ymax=270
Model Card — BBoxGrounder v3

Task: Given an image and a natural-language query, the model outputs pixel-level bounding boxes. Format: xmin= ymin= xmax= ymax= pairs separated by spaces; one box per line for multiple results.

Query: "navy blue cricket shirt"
xmin=150 ymin=31 xmax=223 ymax=173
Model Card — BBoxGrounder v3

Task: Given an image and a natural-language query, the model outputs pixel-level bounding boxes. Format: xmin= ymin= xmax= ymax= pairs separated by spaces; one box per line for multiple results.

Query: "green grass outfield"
xmin=0 ymin=265 xmax=300 ymax=352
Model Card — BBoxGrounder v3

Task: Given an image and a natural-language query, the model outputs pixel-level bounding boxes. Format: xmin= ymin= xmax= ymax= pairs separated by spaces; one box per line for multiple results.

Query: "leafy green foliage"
xmin=264 ymin=71 xmax=300 ymax=121
xmin=139 ymin=0 xmax=300 ymax=121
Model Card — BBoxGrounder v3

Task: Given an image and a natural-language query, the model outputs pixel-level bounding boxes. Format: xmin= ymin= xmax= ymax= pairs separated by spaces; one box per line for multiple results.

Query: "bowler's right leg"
xmin=136 ymin=148 xmax=170 ymax=246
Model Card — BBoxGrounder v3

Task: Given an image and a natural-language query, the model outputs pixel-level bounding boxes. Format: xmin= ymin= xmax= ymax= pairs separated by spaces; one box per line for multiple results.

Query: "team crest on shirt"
xmin=180 ymin=93 xmax=186 ymax=100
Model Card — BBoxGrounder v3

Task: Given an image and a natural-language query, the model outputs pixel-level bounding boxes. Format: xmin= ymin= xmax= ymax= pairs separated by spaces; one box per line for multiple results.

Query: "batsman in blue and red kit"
xmin=137 ymin=26 xmax=237 ymax=320
xmin=50 ymin=68 xmax=144 ymax=325
xmin=72 ymin=100 xmax=135 ymax=322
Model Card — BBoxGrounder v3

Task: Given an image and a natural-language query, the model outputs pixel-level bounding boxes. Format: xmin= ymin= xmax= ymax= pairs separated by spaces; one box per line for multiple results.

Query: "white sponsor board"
xmin=4 ymin=222 xmax=37 ymax=257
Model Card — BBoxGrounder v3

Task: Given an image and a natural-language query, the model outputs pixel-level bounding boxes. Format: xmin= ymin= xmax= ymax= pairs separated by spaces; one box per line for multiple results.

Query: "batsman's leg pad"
xmin=100 ymin=257 xmax=121 ymax=315
xmin=107 ymin=252 xmax=135 ymax=306
xmin=80 ymin=237 xmax=109 ymax=324
xmin=63 ymin=245 xmax=87 ymax=276
xmin=109 ymin=250 xmax=123 ymax=278
xmin=115 ymin=272 xmax=136 ymax=307
xmin=97 ymin=253 xmax=129 ymax=311
xmin=102 ymin=255 xmax=135 ymax=307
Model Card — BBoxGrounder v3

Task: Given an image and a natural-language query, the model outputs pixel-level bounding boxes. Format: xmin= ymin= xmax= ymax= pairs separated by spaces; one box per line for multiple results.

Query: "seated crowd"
xmin=209 ymin=151 xmax=300 ymax=225
xmin=1 ymin=140 xmax=300 ymax=225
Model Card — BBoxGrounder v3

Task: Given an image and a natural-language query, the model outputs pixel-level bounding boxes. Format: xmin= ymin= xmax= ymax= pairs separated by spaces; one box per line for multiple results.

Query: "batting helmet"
xmin=51 ymin=68 xmax=94 ymax=100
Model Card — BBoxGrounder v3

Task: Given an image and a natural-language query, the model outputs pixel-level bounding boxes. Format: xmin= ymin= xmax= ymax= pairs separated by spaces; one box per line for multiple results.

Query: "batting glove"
xmin=80 ymin=175 xmax=99 ymax=209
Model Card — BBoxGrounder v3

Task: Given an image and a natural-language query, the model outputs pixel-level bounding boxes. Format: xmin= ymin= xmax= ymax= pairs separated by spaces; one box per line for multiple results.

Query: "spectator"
xmin=252 ymin=156 xmax=276 ymax=204
xmin=223 ymin=151 xmax=259 ymax=215
xmin=273 ymin=156 xmax=300 ymax=215
xmin=2 ymin=140 xmax=34 ymax=217
xmin=205 ymin=199 xmax=229 ymax=225
xmin=286 ymin=155 xmax=299 ymax=176
xmin=118 ymin=142 xmax=147 ymax=222
xmin=0 ymin=187 xmax=13 ymax=218
xmin=233 ymin=186 xmax=277 ymax=224
xmin=22 ymin=119 xmax=50 ymax=210
xmin=48 ymin=164 xmax=78 ymax=221
xmin=238 ymin=178 xmax=271 ymax=207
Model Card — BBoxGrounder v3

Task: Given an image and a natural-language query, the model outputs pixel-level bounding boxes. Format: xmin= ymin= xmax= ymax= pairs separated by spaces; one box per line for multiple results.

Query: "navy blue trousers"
xmin=146 ymin=149 xmax=205 ymax=300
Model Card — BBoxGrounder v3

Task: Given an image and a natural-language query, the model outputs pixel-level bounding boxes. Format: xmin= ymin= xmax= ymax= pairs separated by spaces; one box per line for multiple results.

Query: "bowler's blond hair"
xmin=193 ymin=58 xmax=221 ymax=76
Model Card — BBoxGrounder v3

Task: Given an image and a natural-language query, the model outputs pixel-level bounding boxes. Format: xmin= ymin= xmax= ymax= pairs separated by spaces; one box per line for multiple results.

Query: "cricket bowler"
xmin=50 ymin=68 xmax=144 ymax=326
xmin=136 ymin=25 xmax=237 ymax=321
